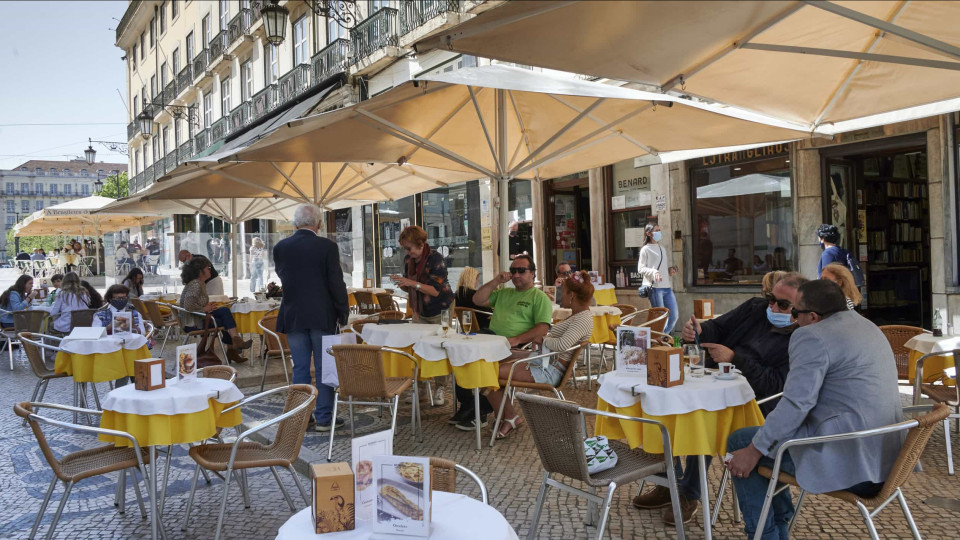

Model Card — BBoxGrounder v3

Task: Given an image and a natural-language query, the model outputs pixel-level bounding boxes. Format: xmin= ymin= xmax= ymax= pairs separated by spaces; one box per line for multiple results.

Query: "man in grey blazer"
xmin=725 ymin=280 xmax=903 ymax=539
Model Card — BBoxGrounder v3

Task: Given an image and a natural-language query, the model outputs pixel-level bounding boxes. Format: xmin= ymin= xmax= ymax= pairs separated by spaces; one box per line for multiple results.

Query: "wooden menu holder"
xmin=694 ymin=299 xmax=715 ymax=319
xmin=134 ymin=358 xmax=166 ymax=391
xmin=647 ymin=346 xmax=684 ymax=388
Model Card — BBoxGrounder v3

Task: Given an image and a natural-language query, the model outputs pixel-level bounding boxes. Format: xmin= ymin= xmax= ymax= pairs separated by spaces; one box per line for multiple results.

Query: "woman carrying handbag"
xmin=637 ymin=224 xmax=678 ymax=335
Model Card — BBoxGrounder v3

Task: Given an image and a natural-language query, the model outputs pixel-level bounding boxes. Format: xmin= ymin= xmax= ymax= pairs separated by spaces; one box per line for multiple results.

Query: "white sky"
xmin=0 ymin=1 xmax=129 ymax=170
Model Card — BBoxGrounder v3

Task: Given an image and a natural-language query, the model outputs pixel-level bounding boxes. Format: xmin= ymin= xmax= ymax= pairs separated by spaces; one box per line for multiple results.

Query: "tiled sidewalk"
xmin=0 ymin=341 xmax=958 ymax=539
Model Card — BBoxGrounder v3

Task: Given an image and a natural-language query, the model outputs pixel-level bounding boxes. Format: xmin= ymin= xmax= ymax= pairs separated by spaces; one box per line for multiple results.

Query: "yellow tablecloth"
xmin=54 ymin=346 xmax=152 ymax=383
xmin=233 ymin=310 xmax=273 ymax=334
xmin=908 ymin=350 xmax=956 ymax=385
xmin=594 ymin=288 xmax=618 ymax=306
xmin=99 ymin=399 xmax=242 ymax=447
xmin=594 ymin=397 xmax=764 ymax=456
xmin=591 ymin=315 xmax=621 ymax=344
xmin=380 ymin=345 xmax=500 ymax=389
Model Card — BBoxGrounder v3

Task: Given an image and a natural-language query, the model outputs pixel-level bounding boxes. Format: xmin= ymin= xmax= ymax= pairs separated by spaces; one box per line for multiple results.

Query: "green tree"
xmin=4 ymin=228 xmax=60 ymax=257
xmin=98 ymin=171 xmax=129 ymax=199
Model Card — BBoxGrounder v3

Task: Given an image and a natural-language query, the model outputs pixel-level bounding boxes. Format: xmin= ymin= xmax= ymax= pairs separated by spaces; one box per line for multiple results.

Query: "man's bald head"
xmin=178 ymin=250 xmax=192 ymax=264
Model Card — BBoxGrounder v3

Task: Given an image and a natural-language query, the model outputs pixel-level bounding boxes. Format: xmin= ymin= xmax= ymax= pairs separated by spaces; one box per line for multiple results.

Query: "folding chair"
xmin=257 ymin=315 xmax=291 ymax=392
xmin=144 ymin=300 xmax=179 ymax=355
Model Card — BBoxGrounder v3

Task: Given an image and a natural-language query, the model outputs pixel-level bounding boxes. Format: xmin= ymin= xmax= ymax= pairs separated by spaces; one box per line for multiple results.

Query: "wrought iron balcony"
xmin=177 ymin=65 xmax=194 ymax=93
xmin=228 ymin=8 xmax=252 ymax=46
xmin=192 ymin=49 xmax=210 ymax=77
xmin=164 ymin=151 xmax=178 ymax=174
xmin=278 ymin=64 xmax=312 ymax=104
xmin=211 ymin=117 xmax=228 ymax=143
xmin=250 ymin=0 xmax=263 ymax=24
xmin=252 ymin=83 xmax=278 ymax=119
xmin=127 ymin=121 xmax=137 ymax=140
xmin=312 ymin=38 xmax=351 ymax=83
xmin=194 ymin=128 xmax=210 ymax=153
xmin=399 ymin=0 xmax=459 ymax=35
xmin=229 ymin=101 xmax=252 ymax=132
xmin=351 ymin=7 xmax=399 ymax=60
xmin=161 ymin=80 xmax=177 ymax=107
xmin=177 ymin=140 xmax=194 ymax=164
xmin=209 ymin=30 xmax=229 ymax=60
xmin=142 ymin=164 xmax=154 ymax=186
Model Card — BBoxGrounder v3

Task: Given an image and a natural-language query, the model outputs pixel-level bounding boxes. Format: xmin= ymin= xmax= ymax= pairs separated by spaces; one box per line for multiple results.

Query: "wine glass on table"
xmin=440 ymin=309 xmax=450 ymax=337
xmin=683 ymin=344 xmax=705 ymax=378
xmin=462 ymin=310 xmax=473 ymax=336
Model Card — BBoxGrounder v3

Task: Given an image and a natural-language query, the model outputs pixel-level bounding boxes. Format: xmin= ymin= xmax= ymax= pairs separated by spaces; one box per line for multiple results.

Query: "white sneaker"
xmin=433 ymin=387 xmax=445 ymax=406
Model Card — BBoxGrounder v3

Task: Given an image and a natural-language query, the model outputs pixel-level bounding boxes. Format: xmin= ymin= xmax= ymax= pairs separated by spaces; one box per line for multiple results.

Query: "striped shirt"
xmin=543 ymin=309 xmax=594 ymax=367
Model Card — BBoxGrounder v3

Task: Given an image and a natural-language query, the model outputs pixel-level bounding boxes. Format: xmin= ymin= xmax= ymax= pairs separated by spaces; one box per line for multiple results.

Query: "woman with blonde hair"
xmin=761 ymin=270 xmax=787 ymax=298
xmin=453 ymin=266 xmax=489 ymax=331
xmin=48 ymin=272 xmax=91 ymax=333
xmin=821 ymin=262 xmax=862 ymax=310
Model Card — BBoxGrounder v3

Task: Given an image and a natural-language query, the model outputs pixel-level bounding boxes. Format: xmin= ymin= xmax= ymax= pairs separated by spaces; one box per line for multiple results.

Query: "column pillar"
xmin=588 ymin=167 xmax=607 ymax=275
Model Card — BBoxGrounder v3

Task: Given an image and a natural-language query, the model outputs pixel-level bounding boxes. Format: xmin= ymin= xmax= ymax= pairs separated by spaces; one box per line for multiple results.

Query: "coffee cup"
xmin=717 ymin=362 xmax=740 ymax=378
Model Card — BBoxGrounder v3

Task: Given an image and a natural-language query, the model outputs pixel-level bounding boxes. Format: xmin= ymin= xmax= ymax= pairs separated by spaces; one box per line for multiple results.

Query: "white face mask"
xmin=652 ymin=231 xmax=662 ymax=242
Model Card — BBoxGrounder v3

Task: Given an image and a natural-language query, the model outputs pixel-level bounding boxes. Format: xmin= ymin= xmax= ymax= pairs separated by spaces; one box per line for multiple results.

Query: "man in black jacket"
xmin=274 ymin=204 xmax=349 ymax=431
xmin=634 ymin=272 xmax=808 ymax=524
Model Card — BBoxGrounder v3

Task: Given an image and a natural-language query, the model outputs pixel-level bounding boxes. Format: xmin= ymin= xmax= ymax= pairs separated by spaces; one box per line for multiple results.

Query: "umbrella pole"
xmin=231 ymin=199 xmax=238 ymax=298
xmin=95 ymin=226 xmax=101 ymax=277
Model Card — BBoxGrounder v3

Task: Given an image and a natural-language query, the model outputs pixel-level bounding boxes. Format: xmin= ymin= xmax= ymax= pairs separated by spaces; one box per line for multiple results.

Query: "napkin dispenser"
xmin=67 ymin=326 xmax=107 ymax=340
xmin=694 ymin=299 xmax=715 ymax=319
xmin=312 ymin=462 xmax=355 ymax=533
xmin=134 ymin=358 xmax=166 ymax=391
xmin=647 ymin=346 xmax=684 ymax=388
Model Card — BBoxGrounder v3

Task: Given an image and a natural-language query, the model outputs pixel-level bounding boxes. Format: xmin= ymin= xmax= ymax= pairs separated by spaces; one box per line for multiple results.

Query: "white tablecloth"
xmin=60 ymin=333 xmax=148 ymax=355
xmin=596 ymin=369 xmax=755 ymax=416
xmin=29 ymin=303 xmax=54 ymax=313
xmin=230 ymin=300 xmax=281 ymax=314
xmin=594 ymin=283 xmax=615 ymax=291
xmin=361 ymin=324 xmax=441 ymax=348
xmin=276 ymin=492 xmax=518 ymax=540
xmin=413 ymin=334 xmax=512 ymax=367
xmin=102 ymin=377 xmax=244 ymax=416
xmin=552 ymin=305 xmax=621 ymax=320
xmin=904 ymin=332 xmax=960 ymax=354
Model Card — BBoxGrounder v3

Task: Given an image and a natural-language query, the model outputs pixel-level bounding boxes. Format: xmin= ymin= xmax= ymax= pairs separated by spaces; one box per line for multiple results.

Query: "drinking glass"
xmin=440 ymin=310 xmax=451 ymax=336
xmin=683 ymin=344 xmax=705 ymax=377
xmin=462 ymin=310 xmax=473 ymax=335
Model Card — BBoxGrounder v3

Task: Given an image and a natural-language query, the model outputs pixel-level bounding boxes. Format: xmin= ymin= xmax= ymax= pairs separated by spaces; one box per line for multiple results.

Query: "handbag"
xmin=195 ymin=315 xmax=223 ymax=368
xmin=584 ymin=435 xmax=618 ymax=475
xmin=637 ymin=246 xmax=663 ymax=298
xmin=320 ymin=331 xmax=358 ymax=388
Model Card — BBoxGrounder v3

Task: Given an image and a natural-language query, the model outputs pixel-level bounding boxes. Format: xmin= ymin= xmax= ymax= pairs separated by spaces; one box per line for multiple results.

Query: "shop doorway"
xmin=545 ymin=175 xmax=592 ymax=283
xmin=821 ymin=135 xmax=930 ymax=327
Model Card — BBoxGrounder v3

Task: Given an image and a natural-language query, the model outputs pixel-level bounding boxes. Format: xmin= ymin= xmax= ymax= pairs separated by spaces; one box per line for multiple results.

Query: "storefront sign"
xmin=655 ymin=194 xmax=667 ymax=212
xmin=699 ymin=144 xmax=788 ymax=166
xmin=612 ymin=161 xmax=651 ymax=209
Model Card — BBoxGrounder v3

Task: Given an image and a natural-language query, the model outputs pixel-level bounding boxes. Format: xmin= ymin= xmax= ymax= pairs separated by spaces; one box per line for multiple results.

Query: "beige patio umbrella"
xmin=14 ymin=196 xmax=163 ymax=274
xmin=417 ymin=1 xmax=960 ymax=130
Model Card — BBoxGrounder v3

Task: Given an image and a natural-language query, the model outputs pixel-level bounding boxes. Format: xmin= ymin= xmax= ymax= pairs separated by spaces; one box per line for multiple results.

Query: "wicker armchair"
xmin=348 ymin=318 xmax=379 ymax=338
xmin=143 ymin=300 xmax=179 ymax=355
xmin=915 ymin=349 xmax=960 ymax=474
xmin=634 ymin=307 xmax=670 ymax=333
xmin=68 ymin=308 xmax=99 ymax=330
xmin=376 ymin=292 xmax=401 ymax=312
xmin=326 ymin=344 xmax=422 ymax=461
xmin=166 ymin=304 xmax=228 ymax=364
xmin=429 ymin=457 xmax=489 ymax=503
xmin=879 ymin=325 xmax=925 ymax=381
xmin=1 ymin=309 xmax=49 ymax=370
xmin=14 ymin=401 xmax=152 ymax=540
xmin=182 ymin=384 xmax=318 ymax=540
xmin=518 ymin=393 xmax=686 ymax=540
xmin=612 ymin=303 xmax=637 ymax=324
xmin=200 ymin=365 xmax=238 ymax=383
xmin=354 ymin=291 xmax=380 ymax=315
xmin=18 ymin=331 xmax=70 ymax=424
xmin=130 ymin=298 xmax=149 ymax=318
xmin=257 ymin=315 xmax=291 ymax=392
xmin=376 ymin=310 xmax=406 ymax=321
xmin=19 ymin=332 xmax=101 ymax=422
xmin=489 ymin=341 xmax=589 ymax=447
xmin=752 ymin=404 xmax=948 ymax=540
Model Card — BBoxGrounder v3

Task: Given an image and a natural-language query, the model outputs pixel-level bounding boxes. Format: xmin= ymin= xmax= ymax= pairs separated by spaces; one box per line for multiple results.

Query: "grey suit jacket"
xmin=752 ymin=310 xmax=904 ymax=494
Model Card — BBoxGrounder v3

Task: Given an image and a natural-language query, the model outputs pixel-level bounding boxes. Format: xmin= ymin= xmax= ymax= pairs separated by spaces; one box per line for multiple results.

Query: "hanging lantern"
xmin=262 ymin=1 xmax=289 ymax=46
xmin=84 ymin=139 xmax=96 ymax=165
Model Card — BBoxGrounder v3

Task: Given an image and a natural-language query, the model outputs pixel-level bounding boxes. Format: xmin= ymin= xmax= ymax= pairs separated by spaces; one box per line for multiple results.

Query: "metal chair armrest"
xmin=454 ymin=463 xmax=489 ymax=504
xmin=757 ymin=392 xmax=784 ymax=405
xmin=29 ymin=401 xmax=103 ymax=416
xmin=222 ymin=385 xmax=292 ymax=413
xmin=225 ymin=390 xmax=317 ymax=467
xmin=18 ymin=332 xmax=64 ymax=353
xmin=382 ymin=347 xmax=420 ymax=382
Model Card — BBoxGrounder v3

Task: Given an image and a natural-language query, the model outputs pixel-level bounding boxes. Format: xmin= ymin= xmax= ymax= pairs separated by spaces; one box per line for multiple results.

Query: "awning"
xmin=14 ymin=196 xmax=162 ymax=237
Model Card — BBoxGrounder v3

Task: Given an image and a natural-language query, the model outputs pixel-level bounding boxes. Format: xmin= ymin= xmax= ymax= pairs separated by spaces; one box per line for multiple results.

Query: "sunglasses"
xmin=790 ymin=307 xmax=816 ymax=318
xmin=764 ymin=293 xmax=792 ymax=310
xmin=509 ymin=267 xmax=531 ymax=275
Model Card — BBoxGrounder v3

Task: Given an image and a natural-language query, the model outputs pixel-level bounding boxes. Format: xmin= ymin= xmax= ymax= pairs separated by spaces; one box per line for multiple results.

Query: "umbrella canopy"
xmin=224 ymin=65 xmax=811 ymax=182
xmin=419 ymin=1 xmax=960 ymax=130
xmin=14 ymin=196 xmax=161 ymax=237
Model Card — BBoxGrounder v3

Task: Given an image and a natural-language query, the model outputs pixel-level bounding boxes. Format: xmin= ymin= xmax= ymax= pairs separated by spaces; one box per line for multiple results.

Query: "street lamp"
xmin=137 ymin=108 xmax=154 ymax=138
xmin=262 ymin=1 xmax=289 ymax=45
xmin=262 ymin=0 xmax=360 ymax=46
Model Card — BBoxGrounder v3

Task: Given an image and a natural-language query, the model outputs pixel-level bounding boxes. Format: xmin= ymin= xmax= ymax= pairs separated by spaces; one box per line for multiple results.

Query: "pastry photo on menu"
xmin=616 ymin=325 xmax=651 ymax=375
xmin=112 ymin=312 xmax=132 ymax=334
xmin=351 ymin=429 xmax=393 ymax=522
xmin=176 ymin=343 xmax=198 ymax=382
xmin=372 ymin=455 xmax=430 ymax=536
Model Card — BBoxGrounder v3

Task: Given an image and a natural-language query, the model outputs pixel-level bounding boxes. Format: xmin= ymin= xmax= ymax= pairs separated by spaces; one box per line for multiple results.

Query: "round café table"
xmin=276 ymin=491 xmax=518 ymax=540
xmin=230 ymin=298 xmax=281 ymax=334
xmin=594 ymin=368 xmax=763 ymax=540
xmin=413 ymin=333 xmax=512 ymax=451
xmin=359 ymin=323 xmax=447 ymax=380
xmin=592 ymin=283 xmax=618 ymax=306
xmin=905 ymin=333 xmax=960 ymax=390
xmin=55 ymin=333 xmax=151 ymax=383
xmin=100 ymin=376 xmax=244 ymax=540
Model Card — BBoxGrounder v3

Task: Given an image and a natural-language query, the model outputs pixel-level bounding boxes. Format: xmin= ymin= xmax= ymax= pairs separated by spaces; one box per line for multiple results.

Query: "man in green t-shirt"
xmin=450 ymin=254 xmax=552 ymax=430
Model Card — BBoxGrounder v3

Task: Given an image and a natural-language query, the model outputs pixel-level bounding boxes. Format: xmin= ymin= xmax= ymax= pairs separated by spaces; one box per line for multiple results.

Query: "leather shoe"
xmin=448 ymin=406 xmax=474 ymax=425
xmin=662 ymin=496 xmax=699 ymax=525
xmin=632 ymin=486 xmax=674 ymax=509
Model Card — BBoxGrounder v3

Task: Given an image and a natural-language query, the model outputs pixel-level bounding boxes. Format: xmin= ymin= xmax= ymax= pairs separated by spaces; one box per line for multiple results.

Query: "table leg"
xmin=473 ymin=388 xmax=482 ymax=452
xmin=586 ymin=346 xmax=593 ymax=390
xmin=699 ymin=455 xmax=712 ymax=540
xmin=159 ymin=445 xmax=172 ymax=516
xmin=150 ymin=446 xmax=159 ymax=540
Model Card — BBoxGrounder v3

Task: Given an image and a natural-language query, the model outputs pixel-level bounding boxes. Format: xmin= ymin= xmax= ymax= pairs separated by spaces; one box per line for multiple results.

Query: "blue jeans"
xmin=648 ymin=287 xmax=678 ymax=335
xmin=678 ymin=454 xmax=712 ymax=500
xmin=728 ymin=426 xmax=796 ymax=540
xmin=287 ymin=328 xmax=336 ymax=424
xmin=249 ymin=261 xmax=264 ymax=293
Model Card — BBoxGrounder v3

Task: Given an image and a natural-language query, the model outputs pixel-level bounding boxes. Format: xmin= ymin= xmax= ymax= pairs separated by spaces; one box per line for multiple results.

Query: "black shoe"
xmin=316 ymin=418 xmax=346 ymax=432
xmin=448 ymin=407 xmax=474 ymax=425
xmin=455 ymin=414 xmax=488 ymax=431
xmin=306 ymin=416 xmax=317 ymax=432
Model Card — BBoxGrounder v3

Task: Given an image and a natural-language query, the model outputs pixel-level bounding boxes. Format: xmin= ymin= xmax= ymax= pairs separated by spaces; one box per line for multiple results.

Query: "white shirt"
xmin=205 ymin=275 xmax=224 ymax=296
xmin=638 ymin=243 xmax=672 ymax=289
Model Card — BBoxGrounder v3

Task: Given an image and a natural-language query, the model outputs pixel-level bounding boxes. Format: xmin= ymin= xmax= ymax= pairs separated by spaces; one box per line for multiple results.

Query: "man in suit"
xmin=725 ymin=280 xmax=903 ymax=539
xmin=274 ymin=204 xmax=349 ymax=431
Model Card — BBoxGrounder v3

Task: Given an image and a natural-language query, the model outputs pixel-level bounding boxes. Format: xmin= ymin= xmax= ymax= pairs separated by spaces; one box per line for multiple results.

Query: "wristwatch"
xmin=416 ymin=283 xmax=422 ymax=290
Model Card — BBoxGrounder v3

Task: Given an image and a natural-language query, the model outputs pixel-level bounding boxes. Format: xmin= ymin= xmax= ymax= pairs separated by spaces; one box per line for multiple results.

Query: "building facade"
xmin=0 ymin=159 xmax=126 ymax=256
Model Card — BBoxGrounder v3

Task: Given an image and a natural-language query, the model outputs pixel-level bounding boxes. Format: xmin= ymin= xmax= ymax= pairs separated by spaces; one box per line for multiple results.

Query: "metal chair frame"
xmin=144 ymin=300 xmax=179 ymax=356
xmin=752 ymin=405 xmax=942 ymax=540
xmin=257 ymin=315 xmax=291 ymax=392
xmin=19 ymin=332 xmax=103 ymax=422
xmin=0 ymin=307 xmax=49 ymax=370
xmin=913 ymin=349 xmax=960 ymax=474
xmin=165 ymin=303 xmax=229 ymax=365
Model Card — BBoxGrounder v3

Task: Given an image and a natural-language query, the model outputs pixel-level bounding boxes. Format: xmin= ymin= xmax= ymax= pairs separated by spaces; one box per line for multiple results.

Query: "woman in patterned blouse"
xmin=179 ymin=257 xmax=251 ymax=363
xmin=392 ymin=225 xmax=453 ymax=324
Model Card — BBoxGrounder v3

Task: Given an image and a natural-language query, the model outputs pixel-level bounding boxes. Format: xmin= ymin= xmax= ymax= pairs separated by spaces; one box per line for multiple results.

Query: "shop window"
xmin=690 ymin=152 xmax=793 ymax=286
xmin=421 ymin=181 xmax=483 ymax=289
xmin=377 ymin=196 xmax=417 ymax=287
xmin=508 ymin=180 xmax=533 ymax=259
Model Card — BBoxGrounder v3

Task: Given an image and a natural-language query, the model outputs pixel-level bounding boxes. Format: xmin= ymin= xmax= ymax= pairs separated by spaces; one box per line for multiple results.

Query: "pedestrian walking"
xmin=638 ymin=223 xmax=678 ymax=334
xmin=273 ymin=204 xmax=349 ymax=431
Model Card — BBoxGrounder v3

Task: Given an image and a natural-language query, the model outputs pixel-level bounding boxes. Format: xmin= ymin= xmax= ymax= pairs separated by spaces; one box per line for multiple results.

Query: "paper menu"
xmin=373 ymin=455 xmax=430 ymax=537
xmin=112 ymin=312 xmax=133 ymax=335
xmin=351 ymin=429 xmax=394 ymax=522
xmin=616 ymin=326 xmax=651 ymax=375
xmin=177 ymin=343 xmax=197 ymax=382
xmin=67 ymin=327 xmax=106 ymax=340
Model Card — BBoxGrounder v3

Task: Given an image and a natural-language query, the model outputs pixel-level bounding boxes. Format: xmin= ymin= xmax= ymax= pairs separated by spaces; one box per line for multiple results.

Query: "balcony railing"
xmin=229 ymin=101 xmax=252 ymax=132
xmin=161 ymin=80 xmax=177 ymax=107
xmin=228 ymin=9 xmax=252 ymax=46
xmin=142 ymin=164 xmax=154 ymax=187
xmin=211 ymin=118 xmax=228 ymax=143
xmin=127 ymin=121 xmax=137 ymax=140
xmin=192 ymin=49 xmax=210 ymax=77
xmin=352 ymin=8 xmax=399 ymax=60
xmin=209 ymin=30 xmax=229 ymax=60
xmin=164 ymin=151 xmax=178 ymax=174
xmin=194 ymin=128 xmax=210 ymax=153
xmin=278 ymin=63 xmax=311 ymax=104
xmin=251 ymin=83 xmax=278 ymax=119
xmin=399 ymin=0 xmax=459 ymax=35
xmin=177 ymin=140 xmax=194 ymax=164
xmin=177 ymin=64 xmax=194 ymax=93
xmin=313 ymin=38 xmax=350 ymax=83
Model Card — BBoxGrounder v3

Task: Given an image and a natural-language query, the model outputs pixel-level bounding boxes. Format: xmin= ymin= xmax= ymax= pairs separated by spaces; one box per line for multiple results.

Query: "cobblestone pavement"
xmin=0 ymin=271 xmax=958 ymax=538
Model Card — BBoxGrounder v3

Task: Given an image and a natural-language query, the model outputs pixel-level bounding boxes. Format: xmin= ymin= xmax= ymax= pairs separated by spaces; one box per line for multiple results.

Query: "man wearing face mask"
xmin=634 ymin=272 xmax=808 ymax=525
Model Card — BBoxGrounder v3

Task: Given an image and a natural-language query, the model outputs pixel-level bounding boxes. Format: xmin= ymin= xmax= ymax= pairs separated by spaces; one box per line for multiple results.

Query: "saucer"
xmin=714 ymin=372 xmax=739 ymax=381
